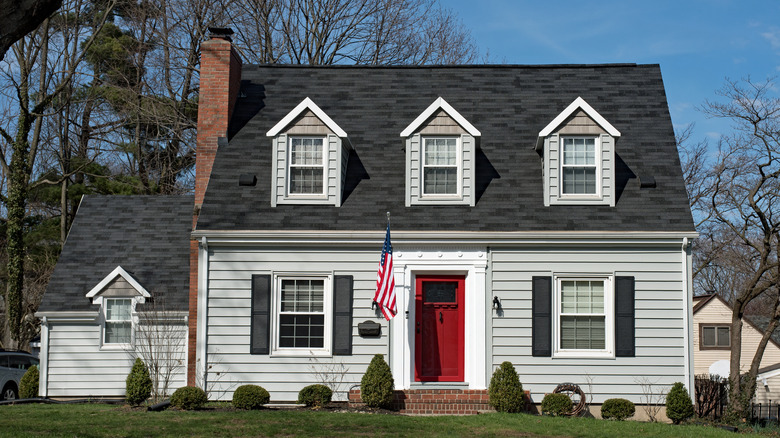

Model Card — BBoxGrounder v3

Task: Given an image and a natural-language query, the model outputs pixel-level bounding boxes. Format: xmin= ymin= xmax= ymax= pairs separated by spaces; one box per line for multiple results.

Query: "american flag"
xmin=374 ymin=224 xmax=396 ymax=320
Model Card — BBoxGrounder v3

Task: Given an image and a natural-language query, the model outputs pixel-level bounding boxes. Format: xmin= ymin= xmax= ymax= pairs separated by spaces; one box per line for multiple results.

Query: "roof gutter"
xmin=34 ymin=311 xmax=98 ymax=322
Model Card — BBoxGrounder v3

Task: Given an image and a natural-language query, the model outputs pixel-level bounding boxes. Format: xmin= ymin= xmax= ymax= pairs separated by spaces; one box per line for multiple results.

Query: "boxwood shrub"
xmin=601 ymin=398 xmax=635 ymax=420
xmin=232 ymin=384 xmax=270 ymax=410
xmin=360 ymin=354 xmax=394 ymax=409
xmin=19 ymin=365 xmax=39 ymax=399
xmin=488 ymin=361 xmax=524 ymax=413
xmin=171 ymin=386 xmax=207 ymax=410
xmin=298 ymin=384 xmax=333 ymax=407
xmin=125 ymin=358 xmax=152 ymax=406
xmin=541 ymin=393 xmax=573 ymax=416
xmin=666 ymin=382 xmax=694 ymax=424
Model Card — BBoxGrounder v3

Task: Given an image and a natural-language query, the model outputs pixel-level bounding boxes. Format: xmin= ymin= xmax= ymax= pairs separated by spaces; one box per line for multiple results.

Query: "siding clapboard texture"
xmin=45 ymin=322 xmax=186 ymax=397
xmin=491 ymin=247 xmax=685 ymax=404
xmin=692 ymin=297 xmax=780 ymax=403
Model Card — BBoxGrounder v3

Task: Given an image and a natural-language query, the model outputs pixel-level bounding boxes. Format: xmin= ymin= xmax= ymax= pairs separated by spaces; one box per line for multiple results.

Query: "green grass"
xmin=0 ymin=403 xmax=770 ymax=437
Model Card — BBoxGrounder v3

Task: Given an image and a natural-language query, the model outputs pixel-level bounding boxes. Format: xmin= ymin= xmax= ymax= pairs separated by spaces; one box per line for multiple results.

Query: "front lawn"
xmin=0 ymin=403 xmax=769 ymax=437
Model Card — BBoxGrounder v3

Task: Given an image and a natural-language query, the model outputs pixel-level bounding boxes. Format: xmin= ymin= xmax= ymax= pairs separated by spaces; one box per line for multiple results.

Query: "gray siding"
xmin=44 ymin=321 xmax=186 ymax=397
xmin=490 ymin=247 xmax=685 ymax=403
xmin=205 ymin=247 xmax=384 ymax=402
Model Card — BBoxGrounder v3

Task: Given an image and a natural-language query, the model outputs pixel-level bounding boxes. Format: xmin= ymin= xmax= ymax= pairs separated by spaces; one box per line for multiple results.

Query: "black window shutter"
xmin=532 ymin=276 xmax=552 ymax=357
xmin=333 ymin=275 xmax=354 ymax=355
xmin=615 ymin=276 xmax=636 ymax=357
xmin=250 ymin=274 xmax=271 ymax=355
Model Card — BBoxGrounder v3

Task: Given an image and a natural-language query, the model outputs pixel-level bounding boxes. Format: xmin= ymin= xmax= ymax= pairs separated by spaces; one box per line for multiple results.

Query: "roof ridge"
xmin=244 ymin=63 xmax=645 ymax=69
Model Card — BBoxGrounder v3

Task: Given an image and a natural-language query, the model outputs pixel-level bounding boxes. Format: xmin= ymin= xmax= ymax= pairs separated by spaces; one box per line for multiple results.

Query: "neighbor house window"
xmin=275 ymin=277 xmax=331 ymax=354
xmin=700 ymin=324 xmax=730 ymax=349
xmin=104 ymin=298 xmax=132 ymax=345
xmin=422 ymin=137 xmax=459 ymax=196
xmin=288 ymin=137 xmax=325 ymax=195
xmin=555 ymin=277 xmax=613 ymax=357
xmin=561 ymin=137 xmax=598 ymax=195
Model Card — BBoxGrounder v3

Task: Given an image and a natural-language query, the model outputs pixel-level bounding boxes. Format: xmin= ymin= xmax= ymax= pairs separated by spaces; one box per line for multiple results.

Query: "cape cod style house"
xmin=35 ymin=28 xmax=696 ymax=415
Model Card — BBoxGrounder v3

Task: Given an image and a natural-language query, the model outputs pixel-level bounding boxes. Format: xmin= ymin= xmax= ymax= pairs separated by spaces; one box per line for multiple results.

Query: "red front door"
xmin=414 ymin=275 xmax=465 ymax=382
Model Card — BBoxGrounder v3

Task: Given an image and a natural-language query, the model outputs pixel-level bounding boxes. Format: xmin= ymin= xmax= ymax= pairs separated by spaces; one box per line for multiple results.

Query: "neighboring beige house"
xmin=693 ymin=294 xmax=780 ymax=403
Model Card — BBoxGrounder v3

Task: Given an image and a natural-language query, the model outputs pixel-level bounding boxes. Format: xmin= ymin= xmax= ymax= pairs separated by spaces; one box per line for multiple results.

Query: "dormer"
xmin=85 ymin=266 xmax=150 ymax=348
xmin=400 ymin=97 xmax=480 ymax=207
xmin=536 ymin=97 xmax=621 ymax=207
xmin=266 ymin=98 xmax=350 ymax=207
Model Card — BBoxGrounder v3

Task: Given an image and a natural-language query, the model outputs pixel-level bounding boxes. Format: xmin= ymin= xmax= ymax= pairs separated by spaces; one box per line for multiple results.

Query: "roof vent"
xmin=639 ymin=175 xmax=656 ymax=188
xmin=207 ymin=27 xmax=234 ymax=42
xmin=239 ymin=174 xmax=257 ymax=186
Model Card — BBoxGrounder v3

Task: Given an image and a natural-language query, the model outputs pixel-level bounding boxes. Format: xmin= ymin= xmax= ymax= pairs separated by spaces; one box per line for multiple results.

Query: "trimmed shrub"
xmin=171 ymin=386 xmax=207 ymax=410
xmin=360 ymin=354 xmax=394 ymax=409
xmin=232 ymin=384 xmax=270 ymax=410
xmin=125 ymin=358 xmax=152 ymax=406
xmin=666 ymin=382 xmax=694 ymax=424
xmin=601 ymin=398 xmax=635 ymax=420
xmin=19 ymin=365 xmax=39 ymax=399
xmin=298 ymin=384 xmax=333 ymax=407
xmin=541 ymin=393 xmax=573 ymax=416
xmin=488 ymin=361 xmax=524 ymax=413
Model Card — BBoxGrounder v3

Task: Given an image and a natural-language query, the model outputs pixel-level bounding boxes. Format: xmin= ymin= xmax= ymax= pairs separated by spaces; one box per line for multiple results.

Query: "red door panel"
xmin=415 ymin=276 xmax=464 ymax=382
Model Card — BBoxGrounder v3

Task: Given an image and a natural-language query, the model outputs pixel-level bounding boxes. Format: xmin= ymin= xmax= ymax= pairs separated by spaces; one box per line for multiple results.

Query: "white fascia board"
xmin=758 ymin=368 xmax=780 ymax=380
xmin=85 ymin=265 xmax=151 ymax=299
xmin=266 ymin=97 xmax=348 ymax=138
xmin=192 ymin=229 xmax=698 ymax=246
xmin=400 ymin=97 xmax=481 ymax=137
xmin=536 ymin=97 xmax=621 ymax=149
xmin=34 ymin=311 xmax=99 ymax=322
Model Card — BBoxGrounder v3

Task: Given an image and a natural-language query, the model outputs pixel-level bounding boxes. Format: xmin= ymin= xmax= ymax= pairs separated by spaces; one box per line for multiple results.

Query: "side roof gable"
xmin=536 ymin=96 xmax=621 ymax=149
xmin=86 ymin=265 xmax=151 ymax=298
xmin=693 ymin=293 xmax=780 ymax=350
xmin=266 ymin=97 xmax=348 ymax=138
xmin=400 ymin=97 xmax=480 ymax=137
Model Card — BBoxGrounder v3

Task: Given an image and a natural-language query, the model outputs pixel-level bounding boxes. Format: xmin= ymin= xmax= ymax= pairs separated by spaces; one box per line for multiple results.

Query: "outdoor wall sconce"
xmin=492 ymin=296 xmax=501 ymax=310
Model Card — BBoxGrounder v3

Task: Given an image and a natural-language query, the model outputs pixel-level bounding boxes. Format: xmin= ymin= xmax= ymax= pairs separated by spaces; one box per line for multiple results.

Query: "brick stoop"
xmin=349 ymin=389 xmax=496 ymax=415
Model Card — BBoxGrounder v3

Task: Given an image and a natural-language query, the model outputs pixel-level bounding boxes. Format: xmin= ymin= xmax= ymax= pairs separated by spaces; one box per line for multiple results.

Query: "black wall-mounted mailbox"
xmin=357 ymin=320 xmax=381 ymax=337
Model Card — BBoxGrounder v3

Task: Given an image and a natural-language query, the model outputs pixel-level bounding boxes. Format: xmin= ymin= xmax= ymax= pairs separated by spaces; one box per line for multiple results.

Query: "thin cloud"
xmin=762 ymin=27 xmax=780 ymax=49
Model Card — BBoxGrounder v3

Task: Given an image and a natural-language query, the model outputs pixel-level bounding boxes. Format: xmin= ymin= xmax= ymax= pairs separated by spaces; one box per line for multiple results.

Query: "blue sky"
xmin=449 ymin=0 xmax=780 ymax=141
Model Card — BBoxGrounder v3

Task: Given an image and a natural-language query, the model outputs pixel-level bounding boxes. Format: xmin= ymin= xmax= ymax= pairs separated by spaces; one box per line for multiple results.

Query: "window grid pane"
xmin=717 ymin=327 xmax=730 ymax=346
xmin=562 ymin=137 xmax=597 ymax=195
xmin=279 ymin=315 xmax=325 ymax=348
xmin=289 ymin=138 xmax=324 ymax=194
xmin=560 ymin=280 xmax=606 ymax=350
xmin=423 ymin=138 xmax=458 ymax=195
xmin=279 ymin=279 xmax=325 ymax=349
xmin=105 ymin=299 xmax=132 ymax=344
xmin=701 ymin=327 xmax=716 ymax=346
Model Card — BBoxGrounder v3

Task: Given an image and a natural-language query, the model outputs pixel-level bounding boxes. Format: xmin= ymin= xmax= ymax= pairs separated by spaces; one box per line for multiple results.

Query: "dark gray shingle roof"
xmin=38 ymin=195 xmax=193 ymax=312
xmin=197 ymin=64 xmax=695 ymax=232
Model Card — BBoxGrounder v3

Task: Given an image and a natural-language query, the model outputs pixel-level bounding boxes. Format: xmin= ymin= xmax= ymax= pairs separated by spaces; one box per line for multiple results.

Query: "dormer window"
xmin=423 ymin=137 xmax=460 ymax=196
xmin=267 ymin=98 xmax=350 ymax=207
xmin=401 ymin=97 xmax=480 ymax=206
xmin=288 ymin=137 xmax=325 ymax=196
xmin=537 ymin=97 xmax=620 ymax=207
xmin=561 ymin=137 xmax=598 ymax=196
xmin=85 ymin=266 xmax=150 ymax=350
xmin=104 ymin=298 xmax=132 ymax=344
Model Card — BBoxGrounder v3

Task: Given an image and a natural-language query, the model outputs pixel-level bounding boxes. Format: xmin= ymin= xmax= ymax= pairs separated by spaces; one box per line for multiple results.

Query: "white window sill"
xmin=553 ymin=350 xmax=614 ymax=359
xmin=270 ymin=349 xmax=332 ymax=358
xmin=100 ymin=344 xmax=133 ymax=351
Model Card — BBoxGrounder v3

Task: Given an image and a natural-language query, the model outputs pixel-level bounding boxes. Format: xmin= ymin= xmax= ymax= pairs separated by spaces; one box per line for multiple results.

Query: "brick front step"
xmin=349 ymin=388 xmax=498 ymax=415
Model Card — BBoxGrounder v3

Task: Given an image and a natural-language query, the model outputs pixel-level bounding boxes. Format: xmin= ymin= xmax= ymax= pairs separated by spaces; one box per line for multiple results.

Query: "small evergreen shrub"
xmin=360 ymin=354 xmax=394 ymax=409
xmin=666 ymin=382 xmax=694 ymax=424
xmin=171 ymin=386 xmax=207 ymax=410
xmin=232 ymin=384 xmax=270 ymax=410
xmin=19 ymin=365 xmax=39 ymax=399
xmin=125 ymin=358 xmax=152 ymax=406
xmin=601 ymin=398 xmax=635 ymax=420
xmin=488 ymin=361 xmax=524 ymax=413
xmin=298 ymin=384 xmax=333 ymax=407
xmin=541 ymin=393 xmax=573 ymax=416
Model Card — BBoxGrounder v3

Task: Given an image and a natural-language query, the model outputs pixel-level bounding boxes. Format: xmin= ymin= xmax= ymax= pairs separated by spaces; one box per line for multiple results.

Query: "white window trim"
xmin=286 ymin=136 xmax=328 ymax=198
xmin=559 ymin=136 xmax=602 ymax=199
xmin=96 ymin=296 xmax=139 ymax=351
xmin=553 ymin=274 xmax=614 ymax=359
xmin=420 ymin=136 xmax=463 ymax=199
xmin=270 ymin=274 xmax=333 ymax=357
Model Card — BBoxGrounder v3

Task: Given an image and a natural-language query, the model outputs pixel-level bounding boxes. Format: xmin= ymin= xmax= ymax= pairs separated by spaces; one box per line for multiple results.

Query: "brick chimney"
xmin=189 ymin=27 xmax=242 ymax=385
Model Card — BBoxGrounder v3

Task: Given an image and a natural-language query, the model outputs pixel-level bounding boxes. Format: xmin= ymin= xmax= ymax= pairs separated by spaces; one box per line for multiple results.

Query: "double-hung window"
xmin=422 ymin=137 xmax=459 ymax=196
xmin=288 ymin=137 xmax=325 ymax=196
xmin=104 ymin=298 xmax=132 ymax=345
xmin=561 ymin=137 xmax=598 ymax=196
xmin=276 ymin=277 xmax=331 ymax=354
xmin=700 ymin=325 xmax=730 ymax=349
xmin=555 ymin=277 xmax=613 ymax=357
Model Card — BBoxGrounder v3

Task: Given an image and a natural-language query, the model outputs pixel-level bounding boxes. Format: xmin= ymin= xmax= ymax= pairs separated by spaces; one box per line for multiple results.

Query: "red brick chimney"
xmin=189 ymin=27 xmax=242 ymax=385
